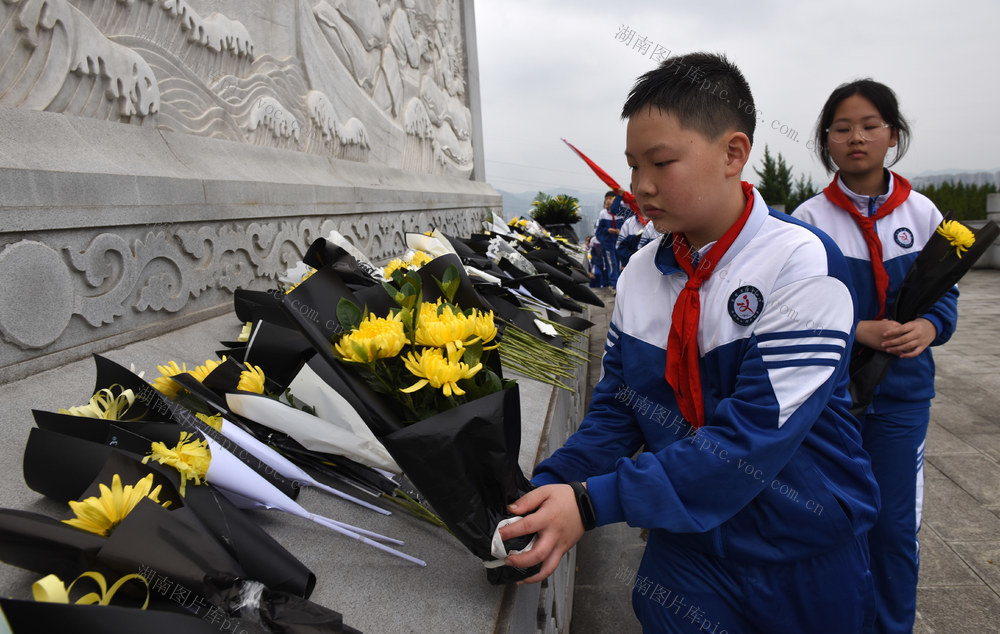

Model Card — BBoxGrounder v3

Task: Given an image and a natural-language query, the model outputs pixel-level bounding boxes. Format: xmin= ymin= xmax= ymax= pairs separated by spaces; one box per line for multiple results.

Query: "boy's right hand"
xmin=498 ymin=484 xmax=585 ymax=584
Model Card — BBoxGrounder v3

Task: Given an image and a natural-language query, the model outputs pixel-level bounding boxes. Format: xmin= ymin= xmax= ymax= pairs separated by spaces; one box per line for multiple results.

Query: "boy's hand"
xmin=881 ymin=318 xmax=937 ymax=358
xmin=499 ymin=484 xmax=585 ymax=584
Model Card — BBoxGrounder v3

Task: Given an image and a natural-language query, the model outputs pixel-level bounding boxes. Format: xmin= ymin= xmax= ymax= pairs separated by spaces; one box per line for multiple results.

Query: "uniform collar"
xmin=836 ymin=170 xmax=895 ymax=216
xmin=653 ymin=186 xmax=768 ymax=276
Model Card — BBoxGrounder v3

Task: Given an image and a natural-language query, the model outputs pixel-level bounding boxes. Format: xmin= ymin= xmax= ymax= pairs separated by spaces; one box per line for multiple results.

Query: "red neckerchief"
xmin=665 ymin=181 xmax=755 ymax=429
xmin=822 ymin=172 xmax=912 ymax=319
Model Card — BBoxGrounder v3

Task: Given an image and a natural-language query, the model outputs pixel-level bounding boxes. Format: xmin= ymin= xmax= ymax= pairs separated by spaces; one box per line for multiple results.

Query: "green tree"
xmin=917 ymin=181 xmax=996 ymax=221
xmin=786 ymin=174 xmax=819 ymax=212
xmin=753 ymin=145 xmax=793 ymax=208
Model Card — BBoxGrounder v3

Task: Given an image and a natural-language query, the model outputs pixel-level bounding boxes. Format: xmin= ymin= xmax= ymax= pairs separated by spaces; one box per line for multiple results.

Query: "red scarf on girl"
xmin=822 ymin=172 xmax=912 ymax=319
xmin=665 ymin=182 xmax=755 ymax=429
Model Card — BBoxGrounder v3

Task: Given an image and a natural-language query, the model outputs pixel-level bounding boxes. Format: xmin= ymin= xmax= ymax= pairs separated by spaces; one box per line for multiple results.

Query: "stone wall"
xmin=0 ymin=0 xmax=500 ymax=383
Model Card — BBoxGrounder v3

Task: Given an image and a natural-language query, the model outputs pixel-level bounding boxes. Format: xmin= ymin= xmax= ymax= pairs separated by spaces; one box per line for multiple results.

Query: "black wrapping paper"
xmin=4 ymin=451 xmax=351 ymax=632
xmin=378 ymin=386 xmax=539 ymax=584
xmin=0 ymin=598 xmax=230 ymax=634
xmin=22 ymin=425 xmax=317 ymax=599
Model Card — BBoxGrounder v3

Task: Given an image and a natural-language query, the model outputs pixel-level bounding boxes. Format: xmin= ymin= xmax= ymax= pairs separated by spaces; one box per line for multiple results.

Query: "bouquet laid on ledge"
xmin=280 ymin=245 xmax=541 ymax=584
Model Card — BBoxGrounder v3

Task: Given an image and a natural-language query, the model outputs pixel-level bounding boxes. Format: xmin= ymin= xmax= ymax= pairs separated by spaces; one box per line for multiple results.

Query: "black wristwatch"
xmin=568 ymin=481 xmax=597 ymax=531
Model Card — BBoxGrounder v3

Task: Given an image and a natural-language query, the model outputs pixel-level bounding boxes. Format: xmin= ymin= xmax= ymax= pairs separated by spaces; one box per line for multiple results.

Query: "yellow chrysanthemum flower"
xmin=63 ymin=474 xmax=170 ymax=536
xmin=409 ymin=250 xmax=433 ymax=268
xmin=400 ymin=345 xmax=483 ymax=397
xmin=59 ymin=386 xmax=137 ymax=420
xmin=384 ymin=258 xmax=407 ymax=279
xmin=237 ymin=364 xmax=266 ymax=394
xmin=195 ymin=412 xmax=223 ymax=431
xmin=334 ymin=312 xmax=407 ymax=363
xmin=143 ymin=432 xmax=211 ymax=496
xmin=935 ymin=220 xmax=976 ymax=258
xmin=152 ymin=361 xmax=186 ymax=398
xmin=384 ymin=250 xmax=433 ymax=279
xmin=188 ymin=357 xmax=226 ymax=383
xmin=470 ymin=309 xmax=499 ymax=350
xmin=414 ymin=301 xmax=476 ymax=348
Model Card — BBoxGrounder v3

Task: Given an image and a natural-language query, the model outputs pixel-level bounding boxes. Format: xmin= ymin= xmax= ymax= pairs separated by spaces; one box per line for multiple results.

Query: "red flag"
xmin=562 ymin=138 xmax=640 ymax=214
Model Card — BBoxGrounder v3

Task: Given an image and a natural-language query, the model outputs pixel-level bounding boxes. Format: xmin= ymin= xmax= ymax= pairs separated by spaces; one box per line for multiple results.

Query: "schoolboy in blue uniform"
xmin=501 ymin=52 xmax=880 ymax=632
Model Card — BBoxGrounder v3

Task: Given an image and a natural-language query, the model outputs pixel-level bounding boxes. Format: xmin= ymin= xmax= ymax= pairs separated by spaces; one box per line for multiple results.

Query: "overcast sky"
xmin=474 ymin=0 xmax=1000 ymax=202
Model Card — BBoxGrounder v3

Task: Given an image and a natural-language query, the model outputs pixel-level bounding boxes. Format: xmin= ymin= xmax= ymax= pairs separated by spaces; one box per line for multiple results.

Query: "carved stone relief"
xmin=0 ymin=0 xmax=473 ymax=176
xmin=0 ymin=208 xmax=488 ymax=360
xmin=0 ymin=0 xmax=491 ymax=382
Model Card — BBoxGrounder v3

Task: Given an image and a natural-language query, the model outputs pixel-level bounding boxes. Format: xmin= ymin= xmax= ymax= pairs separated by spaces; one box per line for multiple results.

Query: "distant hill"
xmin=911 ymin=169 xmax=1000 ymax=190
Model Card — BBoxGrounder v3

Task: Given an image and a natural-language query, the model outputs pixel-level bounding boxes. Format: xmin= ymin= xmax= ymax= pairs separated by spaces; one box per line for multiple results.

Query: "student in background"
xmin=794 ymin=79 xmax=958 ymax=634
xmin=584 ymin=235 xmax=605 ymax=288
xmin=595 ymin=191 xmax=620 ymax=287
xmin=615 ymin=210 xmax=648 ymax=270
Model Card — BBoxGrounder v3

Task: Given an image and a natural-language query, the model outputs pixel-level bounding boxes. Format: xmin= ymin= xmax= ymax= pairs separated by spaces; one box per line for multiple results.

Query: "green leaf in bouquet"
xmin=435 ymin=264 xmax=462 ymax=303
xmin=350 ymin=340 xmax=372 ymax=363
xmin=335 ymin=297 xmax=363 ymax=331
xmin=480 ymin=368 xmax=503 ymax=395
xmin=460 ymin=339 xmax=484 ymax=369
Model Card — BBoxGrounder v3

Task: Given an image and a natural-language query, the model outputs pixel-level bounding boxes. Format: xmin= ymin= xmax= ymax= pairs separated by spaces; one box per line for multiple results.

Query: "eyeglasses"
xmin=826 ymin=121 xmax=891 ymax=143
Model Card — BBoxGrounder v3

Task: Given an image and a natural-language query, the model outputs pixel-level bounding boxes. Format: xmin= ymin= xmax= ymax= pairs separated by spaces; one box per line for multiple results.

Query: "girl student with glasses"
xmin=794 ymin=79 xmax=959 ymax=634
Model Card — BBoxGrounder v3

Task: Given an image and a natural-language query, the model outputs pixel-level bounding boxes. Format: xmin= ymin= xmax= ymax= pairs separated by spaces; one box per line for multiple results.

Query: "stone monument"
xmin=0 ymin=0 xmax=499 ymax=383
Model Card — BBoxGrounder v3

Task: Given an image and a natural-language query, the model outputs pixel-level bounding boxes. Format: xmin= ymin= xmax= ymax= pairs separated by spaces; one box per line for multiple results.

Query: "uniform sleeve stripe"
xmin=763 ymin=358 xmax=840 ymax=369
xmin=759 ymin=344 xmax=846 ymax=356
xmin=756 ymin=329 xmax=849 ymax=343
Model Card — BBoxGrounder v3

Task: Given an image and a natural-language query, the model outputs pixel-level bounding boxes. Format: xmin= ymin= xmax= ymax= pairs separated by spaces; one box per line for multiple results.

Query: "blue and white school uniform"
xmin=535 ymin=188 xmax=879 ymax=632
xmin=596 ymin=207 xmax=620 ymax=286
xmin=795 ymin=172 xmax=958 ymax=634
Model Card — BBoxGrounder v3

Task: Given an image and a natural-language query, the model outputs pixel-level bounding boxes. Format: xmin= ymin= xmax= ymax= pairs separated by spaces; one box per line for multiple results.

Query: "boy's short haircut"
xmin=621 ymin=52 xmax=756 ymax=146
xmin=604 ymin=191 xmax=616 ymax=198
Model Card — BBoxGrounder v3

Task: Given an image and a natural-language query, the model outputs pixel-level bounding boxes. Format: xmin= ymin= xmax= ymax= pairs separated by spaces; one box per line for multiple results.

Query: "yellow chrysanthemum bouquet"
xmin=331 ymin=262 xmax=507 ymax=423
xmin=281 ymin=252 xmax=540 ymax=584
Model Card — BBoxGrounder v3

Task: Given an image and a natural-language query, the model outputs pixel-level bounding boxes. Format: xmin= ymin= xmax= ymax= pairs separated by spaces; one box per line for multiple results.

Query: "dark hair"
xmin=604 ymin=191 xmax=615 ymax=198
xmin=621 ymin=52 xmax=756 ymax=145
xmin=813 ymin=79 xmax=911 ymax=172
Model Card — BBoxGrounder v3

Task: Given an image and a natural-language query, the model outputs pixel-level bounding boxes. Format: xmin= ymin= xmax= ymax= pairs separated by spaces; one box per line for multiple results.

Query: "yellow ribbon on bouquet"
xmin=33 ymin=571 xmax=150 ymax=609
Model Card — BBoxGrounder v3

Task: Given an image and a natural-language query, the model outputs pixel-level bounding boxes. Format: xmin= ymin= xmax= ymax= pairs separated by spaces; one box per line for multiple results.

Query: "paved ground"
xmin=570 ymin=270 xmax=1000 ymax=633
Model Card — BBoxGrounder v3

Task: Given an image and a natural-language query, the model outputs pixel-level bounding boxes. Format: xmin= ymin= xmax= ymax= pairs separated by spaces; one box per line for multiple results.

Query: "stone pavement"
xmin=570 ymin=270 xmax=1000 ymax=633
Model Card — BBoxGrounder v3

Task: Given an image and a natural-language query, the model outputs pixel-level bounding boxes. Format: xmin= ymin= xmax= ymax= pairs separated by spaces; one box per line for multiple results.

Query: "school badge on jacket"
xmin=894 ymin=227 xmax=914 ymax=248
xmin=728 ymin=286 xmax=764 ymax=326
